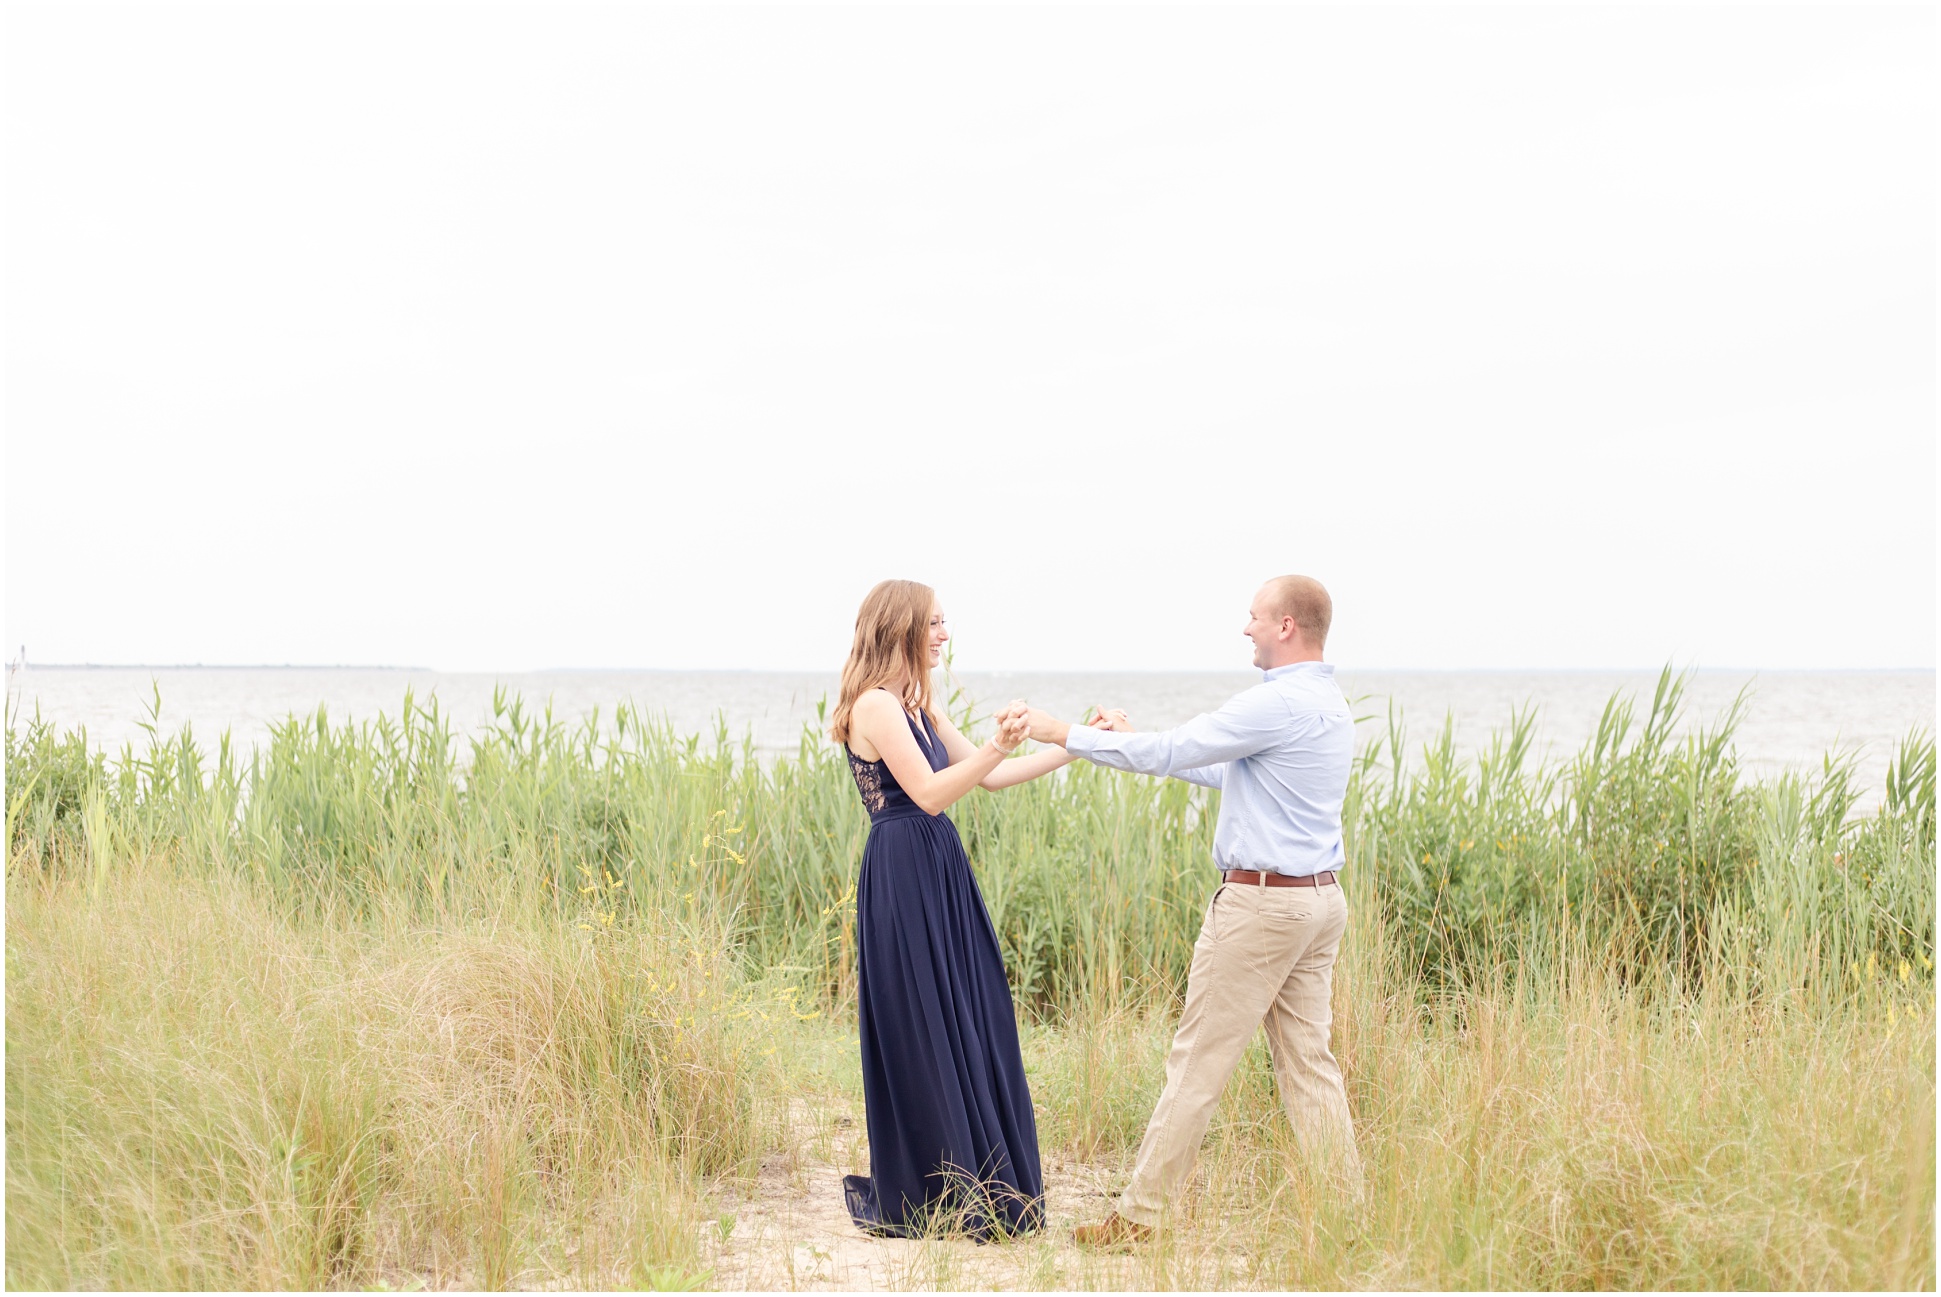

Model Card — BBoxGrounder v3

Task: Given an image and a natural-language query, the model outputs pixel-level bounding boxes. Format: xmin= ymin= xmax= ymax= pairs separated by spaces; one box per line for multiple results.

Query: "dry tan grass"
xmin=7 ymin=854 xmax=1933 ymax=1290
xmin=5 ymin=856 xmax=754 ymax=1289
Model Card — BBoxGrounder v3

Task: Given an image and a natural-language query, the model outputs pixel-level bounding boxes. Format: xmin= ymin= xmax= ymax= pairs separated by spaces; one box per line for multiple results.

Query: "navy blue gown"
xmin=842 ymin=702 xmax=1045 ymax=1240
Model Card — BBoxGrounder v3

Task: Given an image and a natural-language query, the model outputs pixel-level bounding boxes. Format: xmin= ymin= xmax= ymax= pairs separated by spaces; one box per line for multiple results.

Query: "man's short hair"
xmin=1262 ymin=575 xmax=1332 ymax=648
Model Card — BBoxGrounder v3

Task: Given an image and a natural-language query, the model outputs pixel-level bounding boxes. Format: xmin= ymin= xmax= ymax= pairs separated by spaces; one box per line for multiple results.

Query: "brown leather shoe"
xmin=1072 ymin=1211 xmax=1154 ymax=1250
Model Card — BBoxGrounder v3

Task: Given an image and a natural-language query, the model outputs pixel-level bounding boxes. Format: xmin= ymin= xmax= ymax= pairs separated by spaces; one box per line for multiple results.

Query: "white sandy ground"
xmin=359 ymin=1090 xmax=1349 ymax=1289
xmin=701 ymin=1097 xmax=1276 ymax=1292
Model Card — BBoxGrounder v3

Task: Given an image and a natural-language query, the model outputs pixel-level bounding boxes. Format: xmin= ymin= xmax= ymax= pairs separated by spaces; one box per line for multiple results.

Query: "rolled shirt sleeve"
xmin=1063 ymin=687 xmax=1285 ymax=779
xmin=1064 ymin=662 xmax=1353 ymax=877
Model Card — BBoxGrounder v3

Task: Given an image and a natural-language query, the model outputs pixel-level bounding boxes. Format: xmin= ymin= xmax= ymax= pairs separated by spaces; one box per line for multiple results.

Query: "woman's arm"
xmin=931 ymin=704 xmax=1087 ymax=791
xmin=979 ymin=744 xmax=1076 ymax=789
xmin=852 ymin=690 xmax=1021 ymax=816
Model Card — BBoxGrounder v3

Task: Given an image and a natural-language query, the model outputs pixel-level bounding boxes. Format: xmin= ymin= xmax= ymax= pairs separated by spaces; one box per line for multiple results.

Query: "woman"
xmin=829 ymin=579 xmax=1082 ymax=1240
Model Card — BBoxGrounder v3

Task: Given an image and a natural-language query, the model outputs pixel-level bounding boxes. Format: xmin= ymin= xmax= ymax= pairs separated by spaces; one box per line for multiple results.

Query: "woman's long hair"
xmin=829 ymin=579 xmax=936 ymax=746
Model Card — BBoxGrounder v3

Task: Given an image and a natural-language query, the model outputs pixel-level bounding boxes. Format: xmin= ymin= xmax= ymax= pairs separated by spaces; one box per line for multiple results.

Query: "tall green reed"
xmin=7 ymin=668 xmax=1933 ymax=1017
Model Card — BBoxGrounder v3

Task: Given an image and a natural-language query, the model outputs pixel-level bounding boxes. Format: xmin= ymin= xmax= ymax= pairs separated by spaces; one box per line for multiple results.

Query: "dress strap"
xmin=909 ymin=708 xmax=941 ymax=758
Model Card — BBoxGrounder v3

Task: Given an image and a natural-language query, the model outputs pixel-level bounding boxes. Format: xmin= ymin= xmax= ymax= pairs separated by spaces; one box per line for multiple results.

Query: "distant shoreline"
xmin=10 ymin=664 xmax=1936 ymax=676
xmin=13 ymin=664 xmax=436 ymax=673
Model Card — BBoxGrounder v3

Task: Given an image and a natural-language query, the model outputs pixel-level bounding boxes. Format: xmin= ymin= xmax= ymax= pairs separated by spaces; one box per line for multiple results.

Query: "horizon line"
xmin=10 ymin=662 xmax=1935 ymax=675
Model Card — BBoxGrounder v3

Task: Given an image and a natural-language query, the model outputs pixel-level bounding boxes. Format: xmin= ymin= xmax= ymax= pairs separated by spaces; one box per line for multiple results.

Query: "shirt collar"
xmin=1263 ymin=661 xmax=1332 ymax=682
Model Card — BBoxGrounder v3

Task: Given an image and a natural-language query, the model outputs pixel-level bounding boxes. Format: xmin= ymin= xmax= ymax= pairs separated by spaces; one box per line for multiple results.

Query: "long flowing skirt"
xmin=843 ymin=809 xmax=1045 ymax=1240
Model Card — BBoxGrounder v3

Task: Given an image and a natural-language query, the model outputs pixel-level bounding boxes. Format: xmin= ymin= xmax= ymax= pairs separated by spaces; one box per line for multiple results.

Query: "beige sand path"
xmin=705 ymin=1098 xmax=1183 ymax=1291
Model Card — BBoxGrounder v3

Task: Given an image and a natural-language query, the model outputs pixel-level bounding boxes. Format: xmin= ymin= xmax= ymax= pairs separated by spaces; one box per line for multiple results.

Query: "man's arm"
xmin=1028 ymin=688 xmax=1283 ymax=779
xmin=1086 ymin=707 xmax=1226 ymax=788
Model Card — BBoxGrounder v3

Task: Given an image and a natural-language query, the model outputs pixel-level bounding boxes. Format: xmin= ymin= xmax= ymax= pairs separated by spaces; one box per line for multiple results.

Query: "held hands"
xmin=989 ymin=702 xmax=1031 ymax=755
xmin=990 ymin=701 xmax=1132 ymax=754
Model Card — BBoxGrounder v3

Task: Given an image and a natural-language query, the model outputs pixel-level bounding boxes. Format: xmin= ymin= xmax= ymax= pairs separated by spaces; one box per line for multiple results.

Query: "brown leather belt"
xmin=1223 ymin=869 xmax=1337 ymax=888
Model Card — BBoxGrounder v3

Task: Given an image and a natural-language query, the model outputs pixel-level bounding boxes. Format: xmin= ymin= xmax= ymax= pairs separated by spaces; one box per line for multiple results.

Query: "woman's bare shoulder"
xmin=851 ymin=688 xmax=902 ymax=724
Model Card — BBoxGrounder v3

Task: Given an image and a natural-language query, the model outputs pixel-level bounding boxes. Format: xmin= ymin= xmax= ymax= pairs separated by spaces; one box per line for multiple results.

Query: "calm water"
xmin=7 ymin=666 xmax=1933 ymax=807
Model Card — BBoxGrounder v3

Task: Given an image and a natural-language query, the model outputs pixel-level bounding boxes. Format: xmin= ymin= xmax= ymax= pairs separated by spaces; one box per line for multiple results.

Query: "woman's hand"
xmin=990 ymin=704 xmax=1030 ymax=754
xmin=1092 ymin=707 xmax=1133 ymax=732
xmin=969 ymin=698 xmax=1082 ymax=790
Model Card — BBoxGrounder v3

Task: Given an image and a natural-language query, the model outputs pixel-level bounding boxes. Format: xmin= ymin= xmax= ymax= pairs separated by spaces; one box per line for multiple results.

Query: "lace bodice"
xmin=845 ymin=700 xmax=948 ymax=820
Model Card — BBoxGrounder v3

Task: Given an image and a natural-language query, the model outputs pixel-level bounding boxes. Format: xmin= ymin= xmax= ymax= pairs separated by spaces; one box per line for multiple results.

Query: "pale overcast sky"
xmin=5 ymin=5 xmax=1933 ymax=673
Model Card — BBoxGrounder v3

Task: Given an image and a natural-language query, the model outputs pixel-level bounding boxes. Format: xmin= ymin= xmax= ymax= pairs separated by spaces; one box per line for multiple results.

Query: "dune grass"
xmin=4 ymin=854 xmax=770 ymax=1289
xmin=5 ymin=671 xmax=1934 ymax=1288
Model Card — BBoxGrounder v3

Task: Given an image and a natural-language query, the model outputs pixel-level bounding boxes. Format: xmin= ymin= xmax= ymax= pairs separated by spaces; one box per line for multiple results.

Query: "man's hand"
xmin=1025 ymin=707 xmax=1069 ymax=746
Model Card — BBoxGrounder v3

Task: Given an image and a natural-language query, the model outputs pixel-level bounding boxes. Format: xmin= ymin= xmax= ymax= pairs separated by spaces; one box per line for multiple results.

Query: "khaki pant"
xmin=1118 ymin=879 xmax=1362 ymax=1227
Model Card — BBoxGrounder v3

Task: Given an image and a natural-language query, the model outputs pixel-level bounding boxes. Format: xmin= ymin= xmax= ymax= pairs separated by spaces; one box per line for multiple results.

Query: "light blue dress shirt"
xmin=1063 ymin=662 xmax=1354 ymax=877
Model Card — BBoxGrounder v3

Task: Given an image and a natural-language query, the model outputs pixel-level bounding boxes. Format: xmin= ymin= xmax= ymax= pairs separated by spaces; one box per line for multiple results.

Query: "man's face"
xmin=927 ymin=606 xmax=949 ymax=667
xmin=1242 ymin=588 xmax=1289 ymax=669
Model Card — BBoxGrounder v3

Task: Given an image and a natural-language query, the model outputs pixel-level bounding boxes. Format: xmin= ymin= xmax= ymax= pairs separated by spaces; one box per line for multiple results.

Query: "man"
xmin=1023 ymin=574 xmax=1362 ymax=1248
